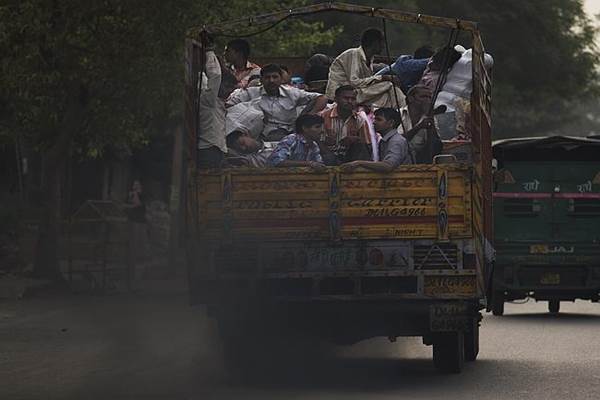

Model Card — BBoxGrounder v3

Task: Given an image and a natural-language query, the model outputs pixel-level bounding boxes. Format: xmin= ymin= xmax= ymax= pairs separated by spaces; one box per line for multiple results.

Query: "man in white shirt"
xmin=197 ymin=40 xmax=238 ymax=168
xmin=326 ymin=28 xmax=405 ymax=109
xmin=227 ymin=64 xmax=329 ymax=141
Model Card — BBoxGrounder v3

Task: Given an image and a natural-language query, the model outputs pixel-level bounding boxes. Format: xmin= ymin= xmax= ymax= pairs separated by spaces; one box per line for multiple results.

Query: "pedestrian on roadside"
xmin=125 ymin=179 xmax=149 ymax=290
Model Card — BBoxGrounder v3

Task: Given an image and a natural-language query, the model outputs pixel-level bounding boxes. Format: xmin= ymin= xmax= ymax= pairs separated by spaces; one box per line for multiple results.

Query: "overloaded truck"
xmin=492 ymin=136 xmax=600 ymax=315
xmin=183 ymin=3 xmax=494 ymax=373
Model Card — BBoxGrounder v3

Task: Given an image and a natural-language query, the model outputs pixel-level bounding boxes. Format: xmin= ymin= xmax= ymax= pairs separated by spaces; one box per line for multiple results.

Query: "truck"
xmin=491 ymin=136 xmax=600 ymax=315
xmin=183 ymin=3 xmax=494 ymax=373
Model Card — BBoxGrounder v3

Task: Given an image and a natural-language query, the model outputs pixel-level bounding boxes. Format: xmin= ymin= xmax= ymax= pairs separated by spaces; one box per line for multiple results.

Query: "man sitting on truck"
xmin=319 ymin=85 xmax=372 ymax=163
xmin=374 ymin=45 xmax=434 ymax=94
xmin=400 ymin=85 xmax=443 ymax=164
xmin=341 ymin=108 xmax=411 ymax=172
xmin=224 ymin=38 xmax=261 ymax=88
xmin=227 ymin=64 xmax=329 ymax=141
xmin=224 ymin=130 xmax=275 ymax=168
xmin=326 ymin=28 xmax=405 ymax=108
xmin=267 ymin=114 xmax=327 ymax=171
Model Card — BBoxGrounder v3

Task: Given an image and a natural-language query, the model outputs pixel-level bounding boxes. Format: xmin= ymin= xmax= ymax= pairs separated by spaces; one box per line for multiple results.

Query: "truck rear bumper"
xmin=190 ymin=272 xmax=480 ymax=305
xmin=208 ymin=298 xmax=480 ymax=344
xmin=493 ymin=264 xmax=600 ymax=301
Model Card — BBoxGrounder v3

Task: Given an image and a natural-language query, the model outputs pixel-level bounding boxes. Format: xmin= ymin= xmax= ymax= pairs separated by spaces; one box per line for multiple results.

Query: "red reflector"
xmin=369 ymin=248 xmax=384 ymax=266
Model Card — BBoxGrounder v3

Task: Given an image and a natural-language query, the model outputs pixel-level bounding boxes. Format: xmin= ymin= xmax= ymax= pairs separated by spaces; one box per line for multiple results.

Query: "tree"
xmin=0 ymin=0 xmax=338 ymax=280
xmin=316 ymin=0 xmax=599 ymax=137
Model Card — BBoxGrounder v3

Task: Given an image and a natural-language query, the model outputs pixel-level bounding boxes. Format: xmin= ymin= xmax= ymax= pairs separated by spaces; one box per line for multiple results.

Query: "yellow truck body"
xmin=189 ymin=163 xmax=485 ymax=301
xmin=183 ymin=3 xmax=493 ymax=373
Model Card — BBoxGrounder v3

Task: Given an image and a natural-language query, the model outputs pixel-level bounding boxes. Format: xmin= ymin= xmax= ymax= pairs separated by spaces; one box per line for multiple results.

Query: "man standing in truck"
xmin=224 ymin=38 xmax=261 ymax=88
xmin=197 ymin=35 xmax=239 ymax=168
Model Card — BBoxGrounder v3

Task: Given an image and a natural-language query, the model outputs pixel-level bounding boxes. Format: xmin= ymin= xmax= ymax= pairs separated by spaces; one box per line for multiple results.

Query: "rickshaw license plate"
xmin=540 ymin=273 xmax=560 ymax=285
xmin=530 ymin=245 xmax=548 ymax=254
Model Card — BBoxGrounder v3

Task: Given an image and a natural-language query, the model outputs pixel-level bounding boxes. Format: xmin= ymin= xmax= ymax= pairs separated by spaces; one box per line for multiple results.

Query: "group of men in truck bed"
xmin=197 ymin=27 xmax=487 ymax=171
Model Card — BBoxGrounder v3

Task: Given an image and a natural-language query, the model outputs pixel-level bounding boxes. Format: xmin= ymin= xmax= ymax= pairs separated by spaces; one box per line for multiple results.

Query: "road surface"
xmin=1 ymin=282 xmax=599 ymax=400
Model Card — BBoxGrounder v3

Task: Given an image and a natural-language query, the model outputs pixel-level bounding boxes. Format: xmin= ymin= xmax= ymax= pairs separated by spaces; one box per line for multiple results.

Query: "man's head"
xmin=295 ymin=114 xmax=324 ymax=142
xmin=305 ymin=53 xmax=332 ymax=83
xmin=374 ymin=108 xmax=401 ymax=133
xmin=260 ymin=64 xmax=283 ymax=95
xmin=406 ymin=85 xmax=430 ymax=121
xmin=224 ymin=39 xmax=250 ymax=65
xmin=361 ymin=28 xmax=384 ymax=56
xmin=226 ymin=131 xmax=262 ymax=154
xmin=414 ymin=45 xmax=434 ymax=60
xmin=279 ymin=64 xmax=291 ymax=84
xmin=430 ymin=46 xmax=462 ymax=71
xmin=334 ymin=85 xmax=357 ymax=114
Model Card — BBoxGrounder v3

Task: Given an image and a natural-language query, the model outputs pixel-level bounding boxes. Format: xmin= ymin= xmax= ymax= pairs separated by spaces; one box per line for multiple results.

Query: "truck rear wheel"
xmin=217 ymin=316 xmax=273 ymax=379
xmin=433 ymin=332 xmax=465 ymax=373
xmin=548 ymin=300 xmax=560 ymax=314
xmin=220 ymin=332 xmax=257 ymax=378
xmin=491 ymin=291 xmax=504 ymax=316
xmin=464 ymin=318 xmax=479 ymax=362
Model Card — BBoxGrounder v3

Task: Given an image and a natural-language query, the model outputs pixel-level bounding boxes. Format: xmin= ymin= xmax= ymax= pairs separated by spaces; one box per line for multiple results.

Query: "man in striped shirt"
xmin=319 ymin=85 xmax=373 ymax=163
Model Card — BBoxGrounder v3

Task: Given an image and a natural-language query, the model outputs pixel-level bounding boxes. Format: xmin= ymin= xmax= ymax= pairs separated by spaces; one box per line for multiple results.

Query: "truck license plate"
xmin=430 ymin=303 xmax=470 ymax=332
xmin=424 ymin=276 xmax=476 ymax=297
xmin=540 ymin=273 xmax=560 ymax=285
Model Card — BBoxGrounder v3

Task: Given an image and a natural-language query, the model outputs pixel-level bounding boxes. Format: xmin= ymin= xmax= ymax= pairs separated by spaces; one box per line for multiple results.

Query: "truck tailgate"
xmin=191 ymin=164 xmax=472 ymax=242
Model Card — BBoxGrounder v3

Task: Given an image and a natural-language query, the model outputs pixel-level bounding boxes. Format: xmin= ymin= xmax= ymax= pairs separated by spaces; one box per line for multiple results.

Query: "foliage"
xmin=0 ymin=0 xmax=339 ymax=159
xmin=0 ymin=0 xmax=339 ymax=279
xmin=316 ymin=0 xmax=599 ymax=137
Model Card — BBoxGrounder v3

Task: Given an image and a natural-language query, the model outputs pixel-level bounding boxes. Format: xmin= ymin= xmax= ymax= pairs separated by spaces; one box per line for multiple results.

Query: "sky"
xmin=585 ymin=0 xmax=600 ymax=19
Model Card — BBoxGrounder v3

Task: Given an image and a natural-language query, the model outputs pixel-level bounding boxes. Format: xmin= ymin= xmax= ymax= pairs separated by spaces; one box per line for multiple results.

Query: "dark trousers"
xmin=197 ymin=147 xmax=224 ymax=169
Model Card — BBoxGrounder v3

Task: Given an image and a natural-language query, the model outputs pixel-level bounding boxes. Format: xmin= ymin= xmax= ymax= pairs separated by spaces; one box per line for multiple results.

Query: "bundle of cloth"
xmin=434 ymin=45 xmax=494 ymax=140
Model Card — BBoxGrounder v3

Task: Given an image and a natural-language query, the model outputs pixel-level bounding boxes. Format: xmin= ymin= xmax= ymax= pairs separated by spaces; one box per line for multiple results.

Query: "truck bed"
xmin=191 ymin=164 xmax=473 ymax=243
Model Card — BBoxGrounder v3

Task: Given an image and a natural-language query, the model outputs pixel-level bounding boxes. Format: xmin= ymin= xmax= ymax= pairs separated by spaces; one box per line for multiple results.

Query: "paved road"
xmin=1 ymin=282 xmax=600 ymax=400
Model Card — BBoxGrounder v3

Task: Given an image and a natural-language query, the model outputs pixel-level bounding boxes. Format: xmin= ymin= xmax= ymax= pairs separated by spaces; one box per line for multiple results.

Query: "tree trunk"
xmin=168 ymin=124 xmax=184 ymax=276
xmin=32 ymin=83 xmax=88 ymax=281
xmin=32 ymin=154 xmax=64 ymax=280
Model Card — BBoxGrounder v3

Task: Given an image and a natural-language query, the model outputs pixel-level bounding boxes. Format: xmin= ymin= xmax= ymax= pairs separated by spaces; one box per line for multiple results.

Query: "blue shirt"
xmin=267 ymin=133 xmax=323 ymax=166
xmin=375 ymin=55 xmax=429 ymax=93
